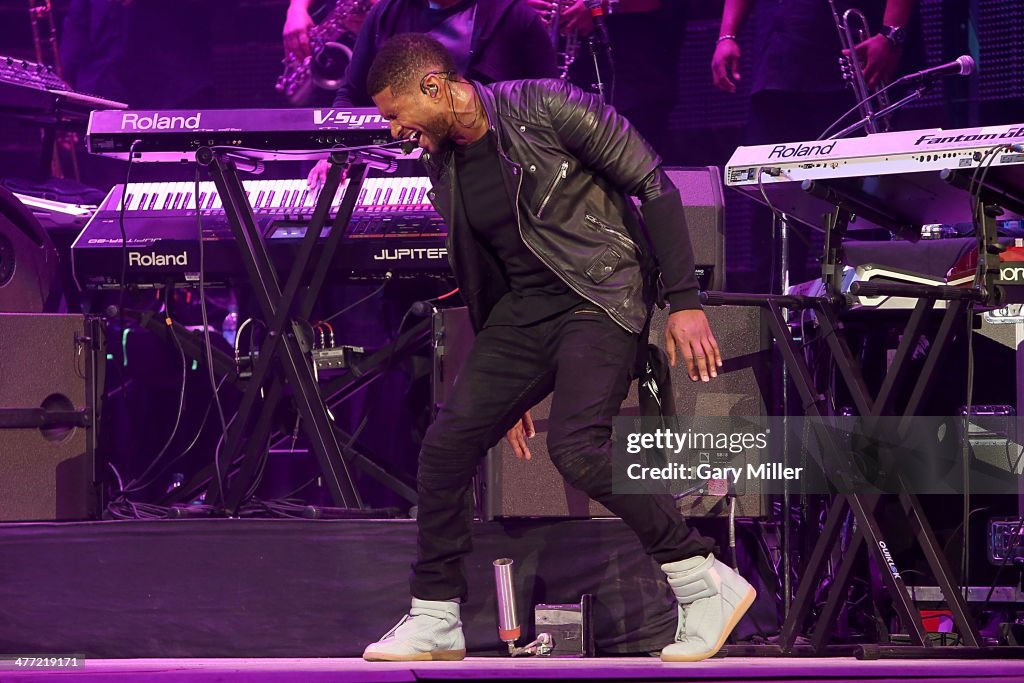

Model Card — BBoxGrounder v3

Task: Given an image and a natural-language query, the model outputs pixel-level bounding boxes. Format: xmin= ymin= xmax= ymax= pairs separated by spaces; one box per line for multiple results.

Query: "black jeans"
xmin=411 ymin=303 xmax=715 ymax=601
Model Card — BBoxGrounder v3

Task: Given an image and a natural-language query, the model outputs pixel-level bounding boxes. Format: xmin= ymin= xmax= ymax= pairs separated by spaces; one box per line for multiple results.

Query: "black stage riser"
xmin=0 ymin=519 xmax=681 ymax=658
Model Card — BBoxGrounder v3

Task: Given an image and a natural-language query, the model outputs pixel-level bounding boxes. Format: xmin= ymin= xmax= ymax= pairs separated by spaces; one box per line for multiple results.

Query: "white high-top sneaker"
xmin=362 ymin=598 xmax=467 ymax=662
xmin=660 ymin=553 xmax=756 ymax=662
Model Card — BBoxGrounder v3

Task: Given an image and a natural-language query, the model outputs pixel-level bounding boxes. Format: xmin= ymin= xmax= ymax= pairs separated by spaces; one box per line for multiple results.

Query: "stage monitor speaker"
xmin=0 ymin=187 xmax=61 ymax=312
xmin=664 ymin=166 xmax=726 ymax=291
xmin=0 ymin=313 xmax=96 ymax=520
xmin=432 ymin=306 xmax=773 ymax=520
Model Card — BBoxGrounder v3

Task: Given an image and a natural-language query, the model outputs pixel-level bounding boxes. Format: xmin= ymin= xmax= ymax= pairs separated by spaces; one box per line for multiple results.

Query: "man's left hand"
xmin=505 ymin=411 xmax=536 ymax=460
xmin=847 ymin=33 xmax=901 ymax=90
xmin=664 ymin=309 xmax=722 ymax=383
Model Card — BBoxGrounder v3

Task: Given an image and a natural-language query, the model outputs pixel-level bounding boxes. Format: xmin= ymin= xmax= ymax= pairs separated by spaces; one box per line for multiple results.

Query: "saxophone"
xmin=829 ymin=0 xmax=891 ymax=134
xmin=276 ymin=0 xmax=373 ymax=106
xmin=547 ymin=0 xmax=579 ymax=80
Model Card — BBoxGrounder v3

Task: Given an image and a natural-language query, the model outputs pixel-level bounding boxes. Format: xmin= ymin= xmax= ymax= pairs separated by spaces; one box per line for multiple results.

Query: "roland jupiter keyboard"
xmin=71 ymin=176 xmax=450 ymax=290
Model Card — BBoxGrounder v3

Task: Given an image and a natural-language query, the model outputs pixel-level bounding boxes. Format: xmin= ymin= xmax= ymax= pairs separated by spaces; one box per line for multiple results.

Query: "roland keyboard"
xmin=0 ymin=54 xmax=127 ymax=122
xmin=86 ymin=107 xmax=395 ymax=162
xmin=71 ymin=176 xmax=450 ymax=290
xmin=725 ymin=122 xmax=1024 ymax=234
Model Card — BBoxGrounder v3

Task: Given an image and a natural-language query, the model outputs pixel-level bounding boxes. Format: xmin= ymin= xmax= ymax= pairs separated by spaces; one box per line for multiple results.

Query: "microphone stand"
xmin=587 ymin=38 xmax=611 ymax=103
xmin=828 ymin=83 xmax=929 ymax=140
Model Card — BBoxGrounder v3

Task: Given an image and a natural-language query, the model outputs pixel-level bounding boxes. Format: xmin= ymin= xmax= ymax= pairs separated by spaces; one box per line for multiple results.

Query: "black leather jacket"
xmin=421 ymin=79 xmax=700 ymax=334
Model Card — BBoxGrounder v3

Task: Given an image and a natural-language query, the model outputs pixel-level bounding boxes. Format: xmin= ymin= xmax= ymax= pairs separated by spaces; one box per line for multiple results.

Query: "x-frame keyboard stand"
xmin=707 ymin=284 xmax=982 ymax=655
xmin=712 ymin=178 xmax=1014 ymax=656
xmin=183 ymin=146 xmax=402 ymax=513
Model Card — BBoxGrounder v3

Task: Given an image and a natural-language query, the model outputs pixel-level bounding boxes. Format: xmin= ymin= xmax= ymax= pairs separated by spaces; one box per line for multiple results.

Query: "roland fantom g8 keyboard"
xmin=71 ymin=176 xmax=449 ymax=290
xmin=724 ymin=122 xmax=1024 ymax=235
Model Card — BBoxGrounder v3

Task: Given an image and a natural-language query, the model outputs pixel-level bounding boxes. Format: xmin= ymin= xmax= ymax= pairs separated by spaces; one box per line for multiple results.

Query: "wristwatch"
xmin=879 ymin=25 xmax=906 ymax=46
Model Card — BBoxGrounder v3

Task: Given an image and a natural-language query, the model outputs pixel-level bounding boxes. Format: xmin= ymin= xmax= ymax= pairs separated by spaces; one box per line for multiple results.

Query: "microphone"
xmin=583 ymin=0 xmax=610 ymax=45
xmin=401 ymin=136 xmax=418 ymax=155
xmin=895 ymin=55 xmax=975 ymax=86
xmin=409 ymin=299 xmax=436 ymax=317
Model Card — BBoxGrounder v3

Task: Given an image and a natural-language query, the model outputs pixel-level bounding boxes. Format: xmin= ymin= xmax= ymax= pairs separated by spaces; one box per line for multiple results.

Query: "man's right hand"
xmin=283 ymin=4 xmax=315 ymax=60
xmin=526 ymin=0 xmax=593 ymax=37
xmin=505 ymin=410 xmax=536 ymax=460
xmin=711 ymin=38 xmax=742 ymax=93
xmin=527 ymin=0 xmax=555 ymax=26
xmin=307 ymin=159 xmax=330 ymax=189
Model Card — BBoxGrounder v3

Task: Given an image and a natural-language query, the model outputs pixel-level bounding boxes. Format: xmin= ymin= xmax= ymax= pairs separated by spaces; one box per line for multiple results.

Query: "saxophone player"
xmin=283 ymin=0 xmax=375 ymax=66
xmin=283 ymin=0 xmax=318 ymax=63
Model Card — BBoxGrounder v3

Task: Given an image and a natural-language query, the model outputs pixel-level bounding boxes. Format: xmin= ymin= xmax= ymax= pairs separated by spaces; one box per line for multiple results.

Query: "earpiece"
xmin=419 ymin=70 xmax=455 ymax=96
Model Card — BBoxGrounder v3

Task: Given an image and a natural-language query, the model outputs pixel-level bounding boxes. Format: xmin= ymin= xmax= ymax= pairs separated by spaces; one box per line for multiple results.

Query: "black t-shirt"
xmin=454 ymin=132 xmax=581 ymax=326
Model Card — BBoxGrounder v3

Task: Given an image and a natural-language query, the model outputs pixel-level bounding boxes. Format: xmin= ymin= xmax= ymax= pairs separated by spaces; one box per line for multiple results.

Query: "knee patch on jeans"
xmin=547 ymin=439 xmax=611 ymax=492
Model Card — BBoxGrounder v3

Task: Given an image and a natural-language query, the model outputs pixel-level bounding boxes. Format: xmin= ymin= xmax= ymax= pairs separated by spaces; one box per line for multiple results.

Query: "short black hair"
xmin=366 ymin=33 xmax=457 ymax=98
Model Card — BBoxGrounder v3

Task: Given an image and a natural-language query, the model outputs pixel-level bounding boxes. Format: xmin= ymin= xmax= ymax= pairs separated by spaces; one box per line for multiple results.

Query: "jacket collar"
xmin=473 ymin=80 xmax=497 ymax=132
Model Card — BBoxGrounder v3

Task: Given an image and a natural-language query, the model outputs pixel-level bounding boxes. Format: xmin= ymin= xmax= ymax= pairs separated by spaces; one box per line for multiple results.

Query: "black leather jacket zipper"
xmin=501 ymin=151 xmax=630 ymax=331
xmin=536 ymin=159 xmax=568 ymax=219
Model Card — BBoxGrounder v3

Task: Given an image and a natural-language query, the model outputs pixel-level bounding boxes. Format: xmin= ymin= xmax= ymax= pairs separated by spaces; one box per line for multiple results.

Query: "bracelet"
xmin=717 ymin=34 xmax=738 ymax=43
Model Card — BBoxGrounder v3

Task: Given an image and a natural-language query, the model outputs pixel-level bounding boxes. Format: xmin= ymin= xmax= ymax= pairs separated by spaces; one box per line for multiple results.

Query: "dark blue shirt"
xmin=752 ymin=0 xmax=888 ymax=94
xmin=61 ymin=0 xmax=216 ymax=107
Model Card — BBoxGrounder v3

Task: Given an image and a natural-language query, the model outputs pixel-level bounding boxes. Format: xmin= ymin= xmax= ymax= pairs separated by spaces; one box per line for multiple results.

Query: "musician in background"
xmin=527 ymin=0 xmax=687 ymax=158
xmin=62 ymin=0 xmax=216 ymax=109
xmin=710 ymin=0 xmax=920 ymax=290
xmin=306 ymin=0 xmax=557 ymax=185
xmin=330 ymin=0 xmax=558 ymax=107
xmin=284 ymin=0 xmax=333 ymax=63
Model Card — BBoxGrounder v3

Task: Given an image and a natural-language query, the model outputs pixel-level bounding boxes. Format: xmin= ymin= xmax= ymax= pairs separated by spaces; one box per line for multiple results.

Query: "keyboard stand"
xmin=704 ymin=287 xmax=986 ymax=654
xmin=706 ymin=180 xmax=1006 ymax=653
xmin=191 ymin=146 xmax=396 ymax=512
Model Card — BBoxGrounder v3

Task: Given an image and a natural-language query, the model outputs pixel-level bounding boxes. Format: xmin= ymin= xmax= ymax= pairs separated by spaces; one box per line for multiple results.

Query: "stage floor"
xmin=4 ymin=656 xmax=1024 ymax=682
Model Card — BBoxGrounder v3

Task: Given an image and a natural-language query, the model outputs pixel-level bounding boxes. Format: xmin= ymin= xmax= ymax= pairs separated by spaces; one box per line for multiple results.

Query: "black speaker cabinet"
xmin=652 ymin=305 xmax=774 ymax=519
xmin=0 ymin=187 xmax=61 ymax=313
xmin=664 ymin=167 xmax=726 ymax=291
xmin=432 ymin=306 xmax=773 ymax=520
xmin=0 ymin=313 xmax=97 ymax=520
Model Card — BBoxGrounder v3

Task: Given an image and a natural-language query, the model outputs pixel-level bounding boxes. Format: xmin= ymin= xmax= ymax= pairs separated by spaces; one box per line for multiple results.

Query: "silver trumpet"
xmin=547 ymin=0 xmax=580 ymax=80
xmin=829 ymin=0 xmax=891 ymax=134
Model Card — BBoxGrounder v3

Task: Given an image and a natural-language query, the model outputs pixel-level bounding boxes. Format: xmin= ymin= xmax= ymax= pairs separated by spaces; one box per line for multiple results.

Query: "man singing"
xmin=361 ymin=33 xmax=754 ymax=663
